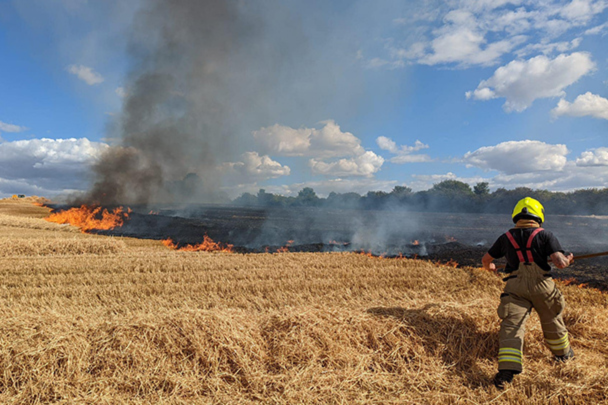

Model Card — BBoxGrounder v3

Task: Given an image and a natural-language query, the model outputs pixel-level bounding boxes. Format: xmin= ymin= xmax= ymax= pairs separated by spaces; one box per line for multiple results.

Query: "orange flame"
xmin=445 ymin=236 xmax=457 ymax=242
xmin=149 ymin=210 xmax=159 ymax=215
xmin=357 ymin=250 xmax=390 ymax=259
xmin=358 ymin=250 xmax=377 ymax=258
xmin=45 ymin=205 xmax=129 ymax=232
xmin=411 ymin=240 xmax=420 ymax=246
xmin=162 ymin=235 xmax=234 ymax=253
xmin=276 ymin=240 xmax=294 ymax=253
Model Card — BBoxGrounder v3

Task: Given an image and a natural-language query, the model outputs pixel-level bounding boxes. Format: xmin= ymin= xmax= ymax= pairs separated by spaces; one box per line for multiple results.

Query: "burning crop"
xmin=162 ymin=236 xmax=234 ymax=253
xmin=276 ymin=240 xmax=294 ymax=253
xmin=45 ymin=205 xmax=130 ymax=232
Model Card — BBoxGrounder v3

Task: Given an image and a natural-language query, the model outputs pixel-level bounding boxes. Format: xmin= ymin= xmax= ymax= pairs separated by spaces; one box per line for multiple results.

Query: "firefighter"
xmin=482 ymin=197 xmax=574 ymax=389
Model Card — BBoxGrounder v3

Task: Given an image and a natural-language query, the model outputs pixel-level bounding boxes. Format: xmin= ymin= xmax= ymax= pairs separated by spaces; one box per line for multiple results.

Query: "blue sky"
xmin=0 ymin=0 xmax=606 ymax=199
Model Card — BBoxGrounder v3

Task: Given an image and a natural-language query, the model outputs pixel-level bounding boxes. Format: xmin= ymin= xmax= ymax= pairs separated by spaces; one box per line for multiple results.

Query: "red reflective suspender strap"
xmin=525 ymin=228 xmax=544 ymax=263
xmin=505 ymin=231 xmax=525 ymax=263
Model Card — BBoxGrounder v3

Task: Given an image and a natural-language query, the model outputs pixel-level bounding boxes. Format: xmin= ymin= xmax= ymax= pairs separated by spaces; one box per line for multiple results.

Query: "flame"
xmin=357 ymin=250 xmax=390 ymax=259
xmin=411 ymin=240 xmax=420 ymax=246
xmin=33 ymin=202 xmax=45 ymax=207
xmin=328 ymin=240 xmax=348 ymax=245
xmin=445 ymin=236 xmax=457 ymax=242
xmin=162 ymin=235 xmax=234 ymax=253
xmin=149 ymin=210 xmax=159 ymax=215
xmin=443 ymin=259 xmax=459 ymax=268
xmin=45 ymin=205 xmax=129 ymax=232
xmin=561 ymin=278 xmax=593 ymax=290
xmin=358 ymin=250 xmax=377 ymax=258
xmin=276 ymin=240 xmax=294 ymax=253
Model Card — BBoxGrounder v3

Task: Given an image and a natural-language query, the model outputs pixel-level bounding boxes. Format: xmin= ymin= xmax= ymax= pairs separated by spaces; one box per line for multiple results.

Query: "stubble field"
xmin=1 ymin=198 xmax=608 ymax=404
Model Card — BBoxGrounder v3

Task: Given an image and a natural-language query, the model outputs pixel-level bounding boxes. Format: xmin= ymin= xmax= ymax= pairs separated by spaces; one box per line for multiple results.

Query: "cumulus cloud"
xmin=221 ymin=152 xmax=290 ymax=183
xmin=466 ymin=52 xmax=595 ymax=111
xmin=0 ymin=178 xmax=68 ymax=199
xmin=309 ymin=151 xmax=384 ymax=177
xmin=253 ymin=120 xmax=364 ymax=158
xmin=0 ymin=138 xmax=109 ymax=195
xmin=552 ymin=92 xmax=608 ymax=120
xmin=489 ymin=163 xmax=608 ymax=190
xmin=370 ymin=0 xmax=607 ymax=69
xmin=576 ymin=147 xmax=608 ymax=166
xmin=411 ymin=162 xmax=608 ymax=193
xmin=376 ymin=136 xmax=432 ymax=164
xmin=0 ymin=120 xmax=27 ymax=134
xmin=456 ymin=140 xmax=608 ymax=191
xmin=463 ymin=140 xmax=569 ymax=174
xmin=67 ymin=64 xmax=104 ymax=85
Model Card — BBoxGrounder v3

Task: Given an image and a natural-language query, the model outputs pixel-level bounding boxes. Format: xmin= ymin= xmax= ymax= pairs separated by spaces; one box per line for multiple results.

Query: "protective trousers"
xmin=497 ymin=263 xmax=570 ymax=372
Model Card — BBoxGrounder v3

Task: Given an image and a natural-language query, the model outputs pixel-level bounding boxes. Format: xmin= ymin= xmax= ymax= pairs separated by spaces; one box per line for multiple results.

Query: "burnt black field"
xmin=84 ymin=204 xmax=608 ymax=289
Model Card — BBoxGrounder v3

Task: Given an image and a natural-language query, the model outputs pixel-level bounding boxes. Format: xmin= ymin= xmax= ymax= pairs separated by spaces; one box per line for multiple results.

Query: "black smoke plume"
xmin=87 ymin=0 xmax=309 ymax=205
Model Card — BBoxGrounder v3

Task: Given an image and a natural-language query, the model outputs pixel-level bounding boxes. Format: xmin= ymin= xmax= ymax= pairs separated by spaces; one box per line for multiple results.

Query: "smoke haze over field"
xmin=86 ymin=0 xmax=355 ymax=205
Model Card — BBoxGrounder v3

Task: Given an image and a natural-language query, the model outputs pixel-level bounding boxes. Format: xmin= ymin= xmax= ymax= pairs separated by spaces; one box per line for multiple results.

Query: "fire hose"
xmin=494 ymin=250 xmax=608 ymax=270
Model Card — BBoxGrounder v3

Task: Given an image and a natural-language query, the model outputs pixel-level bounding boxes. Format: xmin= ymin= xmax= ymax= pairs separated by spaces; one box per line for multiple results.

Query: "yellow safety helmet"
xmin=512 ymin=197 xmax=545 ymax=224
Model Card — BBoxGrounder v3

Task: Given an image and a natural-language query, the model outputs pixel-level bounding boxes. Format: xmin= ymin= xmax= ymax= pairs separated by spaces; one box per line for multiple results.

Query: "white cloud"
xmin=418 ymin=28 xmax=526 ymax=66
xmin=488 ymin=163 xmax=608 ymax=190
xmin=309 ymin=151 xmax=384 ymax=177
xmin=584 ymin=21 xmax=608 ymax=34
xmin=559 ymin=0 xmax=608 ymax=23
xmin=457 ymin=140 xmax=608 ymax=191
xmin=370 ymin=0 xmax=607 ymax=69
xmin=463 ymin=140 xmax=569 ymax=174
xmin=0 ymin=120 xmax=27 ymax=134
xmin=552 ymin=92 xmax=608 ymax=120
xmin=0 ymin=138 xmax=109 ymax=194
xmin=221 ymin=152 xmax=290 ymax=183
xmin=515 ymin=37 xmax=582 ymax=57
xmin=376 ymin=136 xmax=432 ymax=164
xmin=253 ymin=120 xmax=364 ymax=158
xmin=411 ymin=161 xmax=608 ymax=193
xmin=409 ymin=172 xmax=487 ymax=191
xmin=67 ymin=64 xmax=104 ymax=85
xmin=576 ymin=147 xmax=608 ymax=166
xmin=466 ymin=52 xmax=595 ymax=111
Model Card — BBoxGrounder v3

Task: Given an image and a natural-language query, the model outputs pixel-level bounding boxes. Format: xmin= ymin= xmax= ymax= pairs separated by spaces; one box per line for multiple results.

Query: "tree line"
xmin=232 ymin=180 xmax=608 ymax=215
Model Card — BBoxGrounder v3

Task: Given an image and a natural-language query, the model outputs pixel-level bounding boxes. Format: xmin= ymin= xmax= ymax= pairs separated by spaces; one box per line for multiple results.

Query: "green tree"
xmin=474 ymin=182 xmax=490 ymax=196
xmin=431 ymin=180 xmax=474 ymax=196
xmin=391 ymin=186 xmax=413 ymax=197
xmin=295 ymin=187 xmax=320 ymax=206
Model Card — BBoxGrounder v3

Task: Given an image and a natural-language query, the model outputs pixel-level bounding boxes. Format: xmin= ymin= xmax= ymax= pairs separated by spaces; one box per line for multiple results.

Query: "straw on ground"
xmin=0 ymin=197 xmax=606 ymax=404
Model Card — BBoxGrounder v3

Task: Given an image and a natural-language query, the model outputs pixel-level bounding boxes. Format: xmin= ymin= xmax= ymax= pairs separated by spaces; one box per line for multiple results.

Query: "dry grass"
xmin=0 ymin=237 xmax=126 ymax=256
xmin=0 ymin=202 xmax=607 ymax=404
xmin=0 ymin=214 xmax=80 ymax=232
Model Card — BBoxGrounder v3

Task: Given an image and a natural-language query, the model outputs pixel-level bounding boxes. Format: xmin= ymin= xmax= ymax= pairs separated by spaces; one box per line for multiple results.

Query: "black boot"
xmin=493 ymin=370 xmax=515 ymax=389
xmin=555 ymin=347 xmax=575 ymax=362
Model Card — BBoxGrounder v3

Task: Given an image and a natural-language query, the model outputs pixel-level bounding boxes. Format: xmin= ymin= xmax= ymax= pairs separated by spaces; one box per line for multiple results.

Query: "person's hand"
xmin=488 ymin=263 xmax=496 ymax=271
xmin=566 ymin=253 xmax=574 ymax=264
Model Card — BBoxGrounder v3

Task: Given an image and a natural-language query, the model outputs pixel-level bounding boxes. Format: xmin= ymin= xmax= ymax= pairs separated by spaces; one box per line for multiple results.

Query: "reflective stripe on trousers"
xmin=497 ymin=262 xmax=570 ymax=372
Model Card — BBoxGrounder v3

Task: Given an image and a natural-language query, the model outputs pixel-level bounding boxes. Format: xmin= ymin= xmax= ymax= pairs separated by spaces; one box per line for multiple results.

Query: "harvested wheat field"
xmin=0 ymin=199 xmax=607 ymax=404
